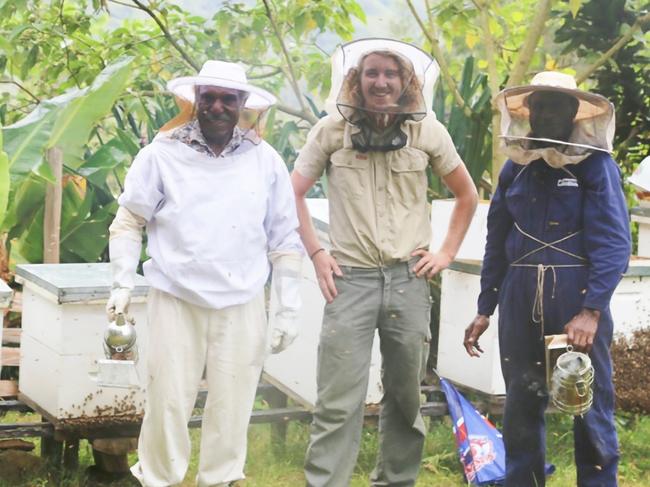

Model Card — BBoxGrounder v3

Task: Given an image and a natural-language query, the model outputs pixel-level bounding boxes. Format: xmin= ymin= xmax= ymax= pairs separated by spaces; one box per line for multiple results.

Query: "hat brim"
xmin=496 ymin=85 xmax=612 ymax=121
xmin=168 ymin=76 xmax=277 ymax=110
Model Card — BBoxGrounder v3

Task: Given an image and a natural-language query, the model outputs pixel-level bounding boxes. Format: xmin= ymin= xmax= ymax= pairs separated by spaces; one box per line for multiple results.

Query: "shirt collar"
xmin=171 ymin=119 xmax=245 ymax=158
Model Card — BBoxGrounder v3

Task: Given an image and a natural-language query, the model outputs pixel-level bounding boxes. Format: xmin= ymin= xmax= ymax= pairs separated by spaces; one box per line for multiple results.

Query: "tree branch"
xmin=473 ymin=0 xmax=500 ymax=97
xmin=0 ymin=80 xmax=40 ymax=103
xmin=473 ymin=0 xmax=504 ymax=180
xmin=405 ymin=0 xmax=473 ymax=118
xmin=506 ymin=0 xmax=554 ymax=87
xmin=124 ymin=0 xmax=200 ymax=71
xmin=262 ymin=0 xmax=317 ymax=125
xmin=576 ymin=12 xmax=650 ymax=84
xmin=248 ymin=67 xmax=283 ymax=79
xmin=275 ymin=102 xmax=317 ymax=122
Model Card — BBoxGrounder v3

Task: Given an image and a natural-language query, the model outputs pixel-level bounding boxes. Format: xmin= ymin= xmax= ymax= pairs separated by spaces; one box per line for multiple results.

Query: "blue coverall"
xmin=477 ymin=152 xmax=631 ymax=486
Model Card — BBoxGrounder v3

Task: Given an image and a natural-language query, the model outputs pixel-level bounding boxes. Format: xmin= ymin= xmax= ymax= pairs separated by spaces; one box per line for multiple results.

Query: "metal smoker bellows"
xmin=104 ymin=313 xmax=137 ymax=356
xmin=549 ymin=346 xmax=594 ymax=416
xmin=97 ymin=314 xmax=140 ymax=389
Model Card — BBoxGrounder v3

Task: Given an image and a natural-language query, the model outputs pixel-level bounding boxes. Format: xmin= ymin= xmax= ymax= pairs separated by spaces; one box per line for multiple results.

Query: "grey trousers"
xmin=304 ymin=259 xmax=431 ymax=487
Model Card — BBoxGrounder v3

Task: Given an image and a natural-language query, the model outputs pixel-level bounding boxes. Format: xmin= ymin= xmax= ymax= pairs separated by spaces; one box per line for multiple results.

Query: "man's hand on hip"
xmin=411 ymin=249 xmax=453 ymax=278
xmin=464 ymin=314 xmax=490 ymax=357
xmin=564 ymin=308 xmax=600 ymax=354
xmin=312 ymin=251 xmax=342 ymax=303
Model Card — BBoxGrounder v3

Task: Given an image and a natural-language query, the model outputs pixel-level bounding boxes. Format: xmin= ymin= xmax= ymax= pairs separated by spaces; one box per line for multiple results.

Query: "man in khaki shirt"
xmin=292 ymin=40 xmax=478 ymax=487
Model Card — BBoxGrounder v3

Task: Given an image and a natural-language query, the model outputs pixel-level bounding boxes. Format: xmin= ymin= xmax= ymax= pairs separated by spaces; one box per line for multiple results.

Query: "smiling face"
xmin=527 ymin=90 xmax=579 ymax=143
xmin=359 ymin=53 xmax=404 ymax=113
xmin=195 ymin=85 xmax=247 ymax=145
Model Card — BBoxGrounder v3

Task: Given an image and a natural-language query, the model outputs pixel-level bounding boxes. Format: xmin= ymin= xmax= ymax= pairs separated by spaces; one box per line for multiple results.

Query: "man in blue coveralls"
xmin=463 ymin=71 xmax=631 ymax=486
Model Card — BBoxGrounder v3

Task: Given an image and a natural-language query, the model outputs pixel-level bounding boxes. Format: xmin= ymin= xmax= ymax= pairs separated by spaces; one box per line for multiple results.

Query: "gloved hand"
xmin=106 ymin=287 xmax=132 ymax=322
xmin=270 ymin=310 xmax=299 ymax=354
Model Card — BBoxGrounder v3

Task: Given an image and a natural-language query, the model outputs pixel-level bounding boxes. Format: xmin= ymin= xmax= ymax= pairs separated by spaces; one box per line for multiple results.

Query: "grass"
xmin=1 ymin=411 xmax=650 ymax=486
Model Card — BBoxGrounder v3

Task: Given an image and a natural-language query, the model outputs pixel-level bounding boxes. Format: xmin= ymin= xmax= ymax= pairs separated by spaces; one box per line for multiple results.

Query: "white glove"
xmin=269 ymin=251 xmax=302 ymax=354
xmin=270 ymin=310 xmax=299 ymax=354
xmin=106 ymin=287 xmax=132 ymax=322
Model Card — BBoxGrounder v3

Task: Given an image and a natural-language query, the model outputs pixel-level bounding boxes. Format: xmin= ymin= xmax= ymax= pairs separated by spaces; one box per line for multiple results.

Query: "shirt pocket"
xmin=387 ymin=147 xmax=429 ymax=205
xmin=547 ymin=184 xmax=583 ymax=234
xmin=328 ymin=149 xmax=368 ymax=199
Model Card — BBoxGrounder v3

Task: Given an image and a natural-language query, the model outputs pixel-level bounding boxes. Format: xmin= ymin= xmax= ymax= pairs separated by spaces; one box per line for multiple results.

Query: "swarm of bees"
xmin=612 ymin=328 xmax=650 ymax=413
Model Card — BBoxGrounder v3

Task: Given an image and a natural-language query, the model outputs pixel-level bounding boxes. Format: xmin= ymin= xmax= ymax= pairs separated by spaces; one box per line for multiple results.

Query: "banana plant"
xmin=1 ymin=56 xmax=134 ymax=264
xmin=431 ymin=56 xmax=492 ymax=198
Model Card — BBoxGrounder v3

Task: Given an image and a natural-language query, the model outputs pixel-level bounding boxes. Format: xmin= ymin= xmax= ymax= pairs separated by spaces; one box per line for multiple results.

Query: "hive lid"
xmin=16 ymin=263 xmax=149 ymax=303
xmin=0 ymin=278 xmax=11 ymax=308
xmin=631 ymin=206 xmax=650 ymax=219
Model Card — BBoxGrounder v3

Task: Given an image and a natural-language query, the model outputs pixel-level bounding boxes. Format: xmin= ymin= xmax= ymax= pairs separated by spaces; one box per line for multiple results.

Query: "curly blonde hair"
xmin=338 ymin=50 xmax=424 ymax=117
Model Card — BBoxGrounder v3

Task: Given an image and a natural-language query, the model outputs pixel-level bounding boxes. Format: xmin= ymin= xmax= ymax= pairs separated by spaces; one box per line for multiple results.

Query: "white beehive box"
xmin=264 ymin=198 xmax=384 ymax=408
xmin=0 ymin=279 xmax=12 ymax=379
xmin=430 ymin=199 xmax=490 ymax=260
xmin=438 ymin=261 xmax=506 ymax=395
xmin=434 ymin=199 xmax=650 ymax=395
xmin=631 ymin=207 xmax=650 ymax=258
xmin=16 ymin=263 xmax=149 ymax=423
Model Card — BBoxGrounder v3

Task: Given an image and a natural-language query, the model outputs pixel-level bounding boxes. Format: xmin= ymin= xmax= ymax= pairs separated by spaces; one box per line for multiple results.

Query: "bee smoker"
xmin=96 ymin=313 xmax=140 ymax=388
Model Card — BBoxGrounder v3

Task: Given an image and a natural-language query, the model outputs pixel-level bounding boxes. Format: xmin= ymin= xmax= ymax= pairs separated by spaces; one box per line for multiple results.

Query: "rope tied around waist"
xmin=509 ymin=222 xmax=588 ymax=336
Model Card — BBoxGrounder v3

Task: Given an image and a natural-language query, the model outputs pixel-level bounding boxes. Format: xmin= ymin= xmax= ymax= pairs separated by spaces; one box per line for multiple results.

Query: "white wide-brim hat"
xmin=496 ymin=71 xmax=612 ymax=121
xmin=168 ymin=60 xmax=277 ymax=110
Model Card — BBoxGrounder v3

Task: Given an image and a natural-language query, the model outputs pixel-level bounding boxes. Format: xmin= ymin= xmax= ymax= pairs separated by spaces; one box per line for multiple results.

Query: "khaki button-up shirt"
xmin=294 ymin=113 xmax=463 ymax=268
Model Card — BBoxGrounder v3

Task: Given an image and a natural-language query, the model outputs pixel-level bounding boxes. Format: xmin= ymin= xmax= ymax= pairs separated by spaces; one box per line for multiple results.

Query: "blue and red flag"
xmin=438 ymin=377 xmax=506 ymax=485
xmin=438 ymin=377 xmax=555 ymax=485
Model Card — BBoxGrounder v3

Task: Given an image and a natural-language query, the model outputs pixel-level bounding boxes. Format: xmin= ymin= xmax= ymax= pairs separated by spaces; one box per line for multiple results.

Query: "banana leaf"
xmin=0 ymin=130 xmax=8 ymax=227
xmin=48 ymin=56 xmax=134 ymax=169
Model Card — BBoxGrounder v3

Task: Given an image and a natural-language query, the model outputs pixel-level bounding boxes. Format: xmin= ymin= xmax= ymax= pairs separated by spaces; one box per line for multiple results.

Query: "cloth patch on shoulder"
xmin=557 ymin=178 xmax=579 ymax=188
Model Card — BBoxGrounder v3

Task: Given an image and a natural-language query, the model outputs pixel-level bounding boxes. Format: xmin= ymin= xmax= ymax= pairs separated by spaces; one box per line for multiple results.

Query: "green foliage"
xmin=1 ymin=56 xmax=135 ymax=263
xmin=0 ymin=130 xmax=8 ymax=226
xmin=555 ymin=0 xmax=650 ymax=176
xmin=3 ymin=412 xmax=650 ymax=485
xmin=432 ymin=57 xmax=492 ymax=196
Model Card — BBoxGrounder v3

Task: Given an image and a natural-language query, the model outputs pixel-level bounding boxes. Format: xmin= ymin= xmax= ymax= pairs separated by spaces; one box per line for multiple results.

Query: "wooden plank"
xmin=0 ymin=422 xmax=53 ymax=438
xmin=8 ymin=291 xmax=21 ymax=313
xmin=0 ymin=400 xmax=32 ymax=413
xmin=0 ymin=439 xmax=35 ymax=451
xmin=1 ymin=328 xmax=21 ymax=346
xmin=1 ymin=347 xmax=19 ymax=366
xmin=0 ymin=380 xmax=18 ymax=398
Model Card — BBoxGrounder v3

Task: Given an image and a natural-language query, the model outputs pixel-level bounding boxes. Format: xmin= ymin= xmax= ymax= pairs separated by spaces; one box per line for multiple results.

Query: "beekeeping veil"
xmin=159 ymin=60 xmax=277 ymax=142
xmin=325 ymin=38 xmax=440 ymax=124
xmin=496 ymin=71 xmax=615 ymax=168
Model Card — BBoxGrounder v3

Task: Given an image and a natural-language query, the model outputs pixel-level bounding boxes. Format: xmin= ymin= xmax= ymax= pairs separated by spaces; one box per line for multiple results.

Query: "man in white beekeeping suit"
xmin=106 ymin=59 xmax=304 ymax=487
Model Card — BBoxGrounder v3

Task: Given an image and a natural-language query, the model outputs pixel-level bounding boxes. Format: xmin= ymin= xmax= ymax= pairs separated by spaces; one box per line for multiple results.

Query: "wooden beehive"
xmin=16 ymin=263 xmax=149 ymax=425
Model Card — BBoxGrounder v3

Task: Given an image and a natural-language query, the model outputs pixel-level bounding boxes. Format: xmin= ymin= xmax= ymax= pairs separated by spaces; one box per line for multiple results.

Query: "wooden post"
xmin=262 ymin=386 xmax=289 ymax=455
xmin=63 ymin=438 xmax=80 ymax=471
xmin=43 ymin=147 xmax=63 ymax=264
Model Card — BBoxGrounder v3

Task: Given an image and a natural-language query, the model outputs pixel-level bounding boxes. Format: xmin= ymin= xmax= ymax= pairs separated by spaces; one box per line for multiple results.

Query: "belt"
xmin=509 ymin=222 xmax=588 ymax=336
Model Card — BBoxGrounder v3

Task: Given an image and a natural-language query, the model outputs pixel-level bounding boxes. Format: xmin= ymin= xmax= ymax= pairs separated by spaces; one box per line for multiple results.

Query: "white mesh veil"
xmin=324 ymin=38 xmax=440 ymax=124
xmin=495 ymin=73 xmax=615 ymax=168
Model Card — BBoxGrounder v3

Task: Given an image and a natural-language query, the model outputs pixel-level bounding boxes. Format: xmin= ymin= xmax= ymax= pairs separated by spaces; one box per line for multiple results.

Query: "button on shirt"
xmin=294 ymin=113 xmax=463 ymax=268
xmin=118 ymin=122 xmax=303 ymax=309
